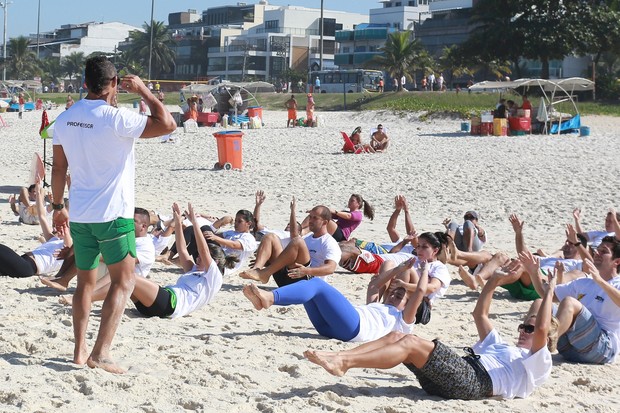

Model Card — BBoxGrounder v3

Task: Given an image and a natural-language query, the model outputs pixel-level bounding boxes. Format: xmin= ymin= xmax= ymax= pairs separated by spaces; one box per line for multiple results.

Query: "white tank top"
xmin=31 ymin=238 xmax=65 ymax=275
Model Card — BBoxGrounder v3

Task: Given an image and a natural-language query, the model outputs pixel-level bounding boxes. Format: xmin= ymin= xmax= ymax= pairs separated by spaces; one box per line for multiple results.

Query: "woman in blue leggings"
xmin=243 ymin=258 xmax=428 ymax=342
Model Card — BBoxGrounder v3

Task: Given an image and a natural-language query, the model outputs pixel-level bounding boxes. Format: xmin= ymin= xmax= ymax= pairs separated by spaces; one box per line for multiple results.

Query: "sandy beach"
xmin=0 ymin=105 xmax=619 ymax=412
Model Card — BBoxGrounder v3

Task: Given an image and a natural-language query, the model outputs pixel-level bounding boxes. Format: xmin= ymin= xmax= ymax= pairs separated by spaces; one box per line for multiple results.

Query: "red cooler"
xmin=247 ymin=106 xmax=263 ymax=122
xmin=509 ymin=117 xmax=531 ymax=132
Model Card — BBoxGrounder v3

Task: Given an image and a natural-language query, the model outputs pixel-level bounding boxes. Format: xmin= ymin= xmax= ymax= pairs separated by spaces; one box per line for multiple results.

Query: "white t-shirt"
xmin=379 ymin=252 xmax=415 ymax=265
xmin=53 ymin=99 xmax=147 ymax=223
xmin=351 ymin=303 xmax=414 ymax=342
xmin=304 ymin=232 xmax=341 ymax=269
xmin=149 ymin=233 xmax=172 ymax=256
xmin=168 ymin=260 xmax=223 ymax=318
xmin=135 ymin=236 xmax=155 ymax=278
xmin=381 ymin=241 xmax=415 ymax=254
xmin=586 ymin=230 xmax=614 ymax=248
xmin=32 ymin=237 xmax=65 ymax=274
xmin=555 ymin=276 xmax=620 ymax=359
xmin=221 ymin=230 xmax=257 ymax=275
xmin=414 ymin=260 xmax=451 ymax=304
xmin=539 ymin=257 xmax=582 ymax=273
xmin=475 ymin=329 xmax=552 ymax=399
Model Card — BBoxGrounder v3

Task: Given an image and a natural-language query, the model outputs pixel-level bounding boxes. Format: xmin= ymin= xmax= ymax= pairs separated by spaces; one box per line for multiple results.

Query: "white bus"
xmin=310 ymin=69 xmax=383 ymax=93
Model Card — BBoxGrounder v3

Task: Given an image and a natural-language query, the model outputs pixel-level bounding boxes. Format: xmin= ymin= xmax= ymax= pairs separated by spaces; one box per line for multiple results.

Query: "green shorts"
xmin=70 ymin=218 xmax=137 ymax=271
xmin=500 ymin=279 xmax=540 ymax=301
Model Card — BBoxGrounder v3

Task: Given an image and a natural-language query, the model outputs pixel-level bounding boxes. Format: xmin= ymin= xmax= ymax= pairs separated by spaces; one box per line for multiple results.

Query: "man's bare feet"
xmin=458 ymin=266 xmax=478 ymax=290
xmin=239 ymin=268 xmax=264 ymax=282
xmin=73 ymin=347 xmax=89 ymax=366
xmin=59 ymin=295 xmax=73 ymax=306
xmin=87 ymin=355 xmax=126 ymax=374
xmin=303 ymin=350 xmax=347 ymax=377
xmin=40 ymin=276 xmax=69 ymax=292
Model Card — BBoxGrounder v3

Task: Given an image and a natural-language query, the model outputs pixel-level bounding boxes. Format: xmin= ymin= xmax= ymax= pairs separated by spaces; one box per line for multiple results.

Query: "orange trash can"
xmin=213 ymin=130 xmax=243 ymax=170
xmin=247 ymin=106 xmax=263 ymax=122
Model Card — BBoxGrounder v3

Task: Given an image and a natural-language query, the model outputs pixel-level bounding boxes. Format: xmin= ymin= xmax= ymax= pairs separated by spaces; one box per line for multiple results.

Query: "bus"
xmin=310 ymin=69 xmax=383 ymax=93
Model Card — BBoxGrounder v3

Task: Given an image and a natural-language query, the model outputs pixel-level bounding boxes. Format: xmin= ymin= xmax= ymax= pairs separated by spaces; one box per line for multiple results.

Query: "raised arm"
xmin=585 ymin=258 xmax=620 ymax=308
xmin=121 ymin=74 xmax=176 ymax=138
xmin=386 ymin=195 xmax=403 ymax=242
xmin=509 ymin=213 xmax=527 ymax=255
xmin=172 ymin=203 xmax=195 ymax=273
xmin=188 ymin=203 xmax=212 ymax=272
xmin=565 ymin=223 xmax=593 ymax=262
xmin=253 ymin=190 xmax=266 ymax=232
xmin=402 ymin=196 xmax=415 ymax=238
xmin=531 ymin=266 xmax=556 ymax=353
xmin=35 ymin=182 xmax=54 ymax=241
xmin=472 ymin=260 xmax=523 ymax=340
xmin=519 ymin=250 xmax=557 ymax=301
xmin=401 ymin=259 xmax=429 ymax=324
xmin=289 ymin=196 xmax=299 ymax=238
xmin=610 ymin=208 xmax=620 ymax=240
xmin=389 ymin=233 xmax=417 ymax=254
xmin=573 ymin=207 xmax=585 ymax=235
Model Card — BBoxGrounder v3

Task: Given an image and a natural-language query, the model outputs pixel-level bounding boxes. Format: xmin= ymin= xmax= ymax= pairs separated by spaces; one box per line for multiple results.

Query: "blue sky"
xmin=2 ymin=0 xmax=382 ymax=38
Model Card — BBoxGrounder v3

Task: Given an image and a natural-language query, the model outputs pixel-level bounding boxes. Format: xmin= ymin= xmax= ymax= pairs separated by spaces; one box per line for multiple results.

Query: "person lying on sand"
xmin=59 ymin=202 xmax=236 ymax=318
xmin=304 ymin=262 xmax=557 ymax=400
xmin=243 ymin=257 xmax=427 ymax=342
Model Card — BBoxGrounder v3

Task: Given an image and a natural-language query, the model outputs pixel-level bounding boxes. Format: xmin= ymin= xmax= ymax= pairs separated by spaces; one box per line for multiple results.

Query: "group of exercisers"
xmin=2 ymin=56 xmax=619 ymax=399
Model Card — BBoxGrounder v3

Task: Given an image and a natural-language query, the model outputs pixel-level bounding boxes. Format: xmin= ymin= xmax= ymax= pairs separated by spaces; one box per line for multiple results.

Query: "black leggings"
xmin=0 ymin=244 xmax=37 ymax=277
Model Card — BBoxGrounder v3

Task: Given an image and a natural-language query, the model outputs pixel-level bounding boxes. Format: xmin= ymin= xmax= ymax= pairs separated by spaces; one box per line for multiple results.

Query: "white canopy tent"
xmin=469 ymin=77 xmax=594 ymax=134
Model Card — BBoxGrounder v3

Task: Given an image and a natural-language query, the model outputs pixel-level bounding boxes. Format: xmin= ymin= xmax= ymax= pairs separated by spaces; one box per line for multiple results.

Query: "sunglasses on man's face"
xmin=518 ymin=324 xmax=535 ymax=334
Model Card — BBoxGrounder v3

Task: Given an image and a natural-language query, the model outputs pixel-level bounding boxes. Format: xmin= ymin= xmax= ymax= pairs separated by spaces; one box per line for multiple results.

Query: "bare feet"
xmin=458 ymin=266 xmax=478 ymax=290
xmin=242 ymin=284 xmax=273 ymax=310
xmin=59 ymin=294 xmax=73 ymax=306
xmin=73 ymin=347 xmax=89 ymax=366
xmin=40 ymin=276 xmax=69 ymax=292
xmin=87 ymin=355 xmax=126 ymax=374
xmin=303 ymin=350 xmax=347 ymax=377
xmin=239 ymin=268 xmax=264 ymax=282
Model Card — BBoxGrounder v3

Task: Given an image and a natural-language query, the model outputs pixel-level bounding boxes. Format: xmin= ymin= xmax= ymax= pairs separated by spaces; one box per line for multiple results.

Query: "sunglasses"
xmin=518 ymin=324 xmax=535 ymax=334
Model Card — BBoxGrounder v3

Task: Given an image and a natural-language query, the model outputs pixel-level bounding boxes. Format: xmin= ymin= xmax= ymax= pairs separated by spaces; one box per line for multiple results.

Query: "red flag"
xmin=39 ymin=109 xmax=49 ymax=135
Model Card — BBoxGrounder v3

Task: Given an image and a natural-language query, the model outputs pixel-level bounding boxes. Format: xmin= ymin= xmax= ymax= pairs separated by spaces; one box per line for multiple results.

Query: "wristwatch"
xmin=52 ymin=203 xmax=65 ymax=210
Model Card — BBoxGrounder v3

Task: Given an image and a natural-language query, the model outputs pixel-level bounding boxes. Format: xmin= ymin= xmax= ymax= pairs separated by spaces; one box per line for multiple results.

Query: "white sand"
xmin=0 ymin=106 xmax=619 ymax=412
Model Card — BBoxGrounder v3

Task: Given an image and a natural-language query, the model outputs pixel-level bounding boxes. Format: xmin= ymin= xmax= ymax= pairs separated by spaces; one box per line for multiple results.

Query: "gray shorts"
xmin=404 ymin=340 xmax=493 ymax=400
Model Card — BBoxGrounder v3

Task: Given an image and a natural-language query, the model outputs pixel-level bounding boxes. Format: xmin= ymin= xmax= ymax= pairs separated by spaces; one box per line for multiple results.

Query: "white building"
xmin=207 ymin=5 xmax=368 ymax=82
xmin=57 ymin=22 xmax=141 ymax=59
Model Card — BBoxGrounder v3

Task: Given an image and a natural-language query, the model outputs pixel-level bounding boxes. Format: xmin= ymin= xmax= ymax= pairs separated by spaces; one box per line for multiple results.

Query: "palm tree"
xmin=115 ymin=50 xmax=146 ymax=78
xmin=437 ymin=45 xmax=473 ymax=89
xmin=39 ymin=57 xmax=64 ymax=86
xmin=6 ymin=36 xmax=38 ymax=80
xmin=126 ymin=21 xmax=175 ymax=79
xmin=62 ymin=52 xmax=85 ymax=85
xmin=369 ymin=31 xmax=425 ymax=91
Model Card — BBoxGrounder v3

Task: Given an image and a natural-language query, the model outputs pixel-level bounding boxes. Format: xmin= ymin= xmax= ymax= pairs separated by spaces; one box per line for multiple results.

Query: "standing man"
xmin=18 ymin=93 xmax=25 ymax=119
xmin=314 ymin=76 xmax=321 ymax=93
xmin=285 ymin=94 xmax=298 ymax=128
xmin=51 ymin=56 xmax=176 ymax=374
xmin=400 ymin=74 xmax=407 ymax=91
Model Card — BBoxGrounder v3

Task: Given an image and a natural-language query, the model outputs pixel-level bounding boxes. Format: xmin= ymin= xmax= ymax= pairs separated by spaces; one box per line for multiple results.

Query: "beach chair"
xmin=341 ymin=131 xmax=363 ymax=154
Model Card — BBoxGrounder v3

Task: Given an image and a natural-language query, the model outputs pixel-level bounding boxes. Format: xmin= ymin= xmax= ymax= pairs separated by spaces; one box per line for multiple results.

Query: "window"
xmin=265 ymin=20 xmax=279 ymax=29
xmin=395 ymin=2 xmax=402 ymax=6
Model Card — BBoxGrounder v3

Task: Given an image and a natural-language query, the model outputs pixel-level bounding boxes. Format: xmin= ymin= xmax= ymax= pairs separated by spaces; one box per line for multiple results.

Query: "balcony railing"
xmin=256 ymin=27 xmax=320 ymax=36
xmin=310 ymin=47 xmax=335 ymax=55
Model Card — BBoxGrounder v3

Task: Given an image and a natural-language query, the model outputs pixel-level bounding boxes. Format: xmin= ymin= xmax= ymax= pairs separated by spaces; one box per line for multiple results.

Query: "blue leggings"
xmin=273 ymin=277 xmax=360 ymax=341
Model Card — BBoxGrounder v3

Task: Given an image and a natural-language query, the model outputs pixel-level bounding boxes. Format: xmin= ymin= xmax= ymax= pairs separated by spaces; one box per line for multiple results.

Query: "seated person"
xmin=301 ymin=194 xmax=375 ymax=242
xmin=348 ymin=127 xmax=374 ymax=153
xmin=304 ymin=263 xmax=556 ymax=400
xmin=339 ymin=240 xmax=414 ymax=275
xmin=521 ymin=235 xmax=620 ymax=364
xmin=494 ymin=99 xmax=507 ymax=118
xmin=506 ymin=99 xmax=517 ymax=117
xmin=370 ymin=124 xmax=389 ymax=152
xmin=366 ymin=232 xmax=451 ymax=324
xmin=521 ymin=95 xmax=532 ymax=111
xmin=240 ymin=199 xmax=341 ymax=287
xmin=1 ymin=182 xmax=71 ymax=277
xmin=382 ymin=194 xmax=417 ymax=254
xmin=573 ymin=207 xmax=619 ymax=248
xmin=42 ymin=207 xmax=155 ymax=292
xmin=252 ymin=189 xmax=297 ymax=247
xmin=444 ymin=210 xmax=486 ymax=253
xmin=243 ymin=257 xmax=428 ymax=342
xmin=9 ymin=183 xmax=52 ymax=225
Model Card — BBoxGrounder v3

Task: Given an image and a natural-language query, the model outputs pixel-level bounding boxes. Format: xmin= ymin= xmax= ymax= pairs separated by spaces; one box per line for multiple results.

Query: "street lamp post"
xmin=148 ymin=0 xmax=154 ymax=82
xmin=36 ymin=0 xmax=41 ymax=58
xmin=1 ymin=1 xmax=9 ymax=81
xmin=319 ymin=0 xmax=323 ymax=71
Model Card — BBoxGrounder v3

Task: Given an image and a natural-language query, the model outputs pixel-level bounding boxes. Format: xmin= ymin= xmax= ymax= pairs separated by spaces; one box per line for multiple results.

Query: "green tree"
xmin=126 ymin=21 xmax=175 ymax=79
xmin=6 ymin=36 xmax=38 ymax=79
xmin=62 ymin=52 xmax=85 ymax=82
xmin=39 ymin=57 xmax=64 ymax=86
xmin=437 ymin=45 xmax=473 ymax=89
xmin=115 ymin=50 xmax=146 ymax=78
xmin=369 ymin=31 xmax=426 ymax=91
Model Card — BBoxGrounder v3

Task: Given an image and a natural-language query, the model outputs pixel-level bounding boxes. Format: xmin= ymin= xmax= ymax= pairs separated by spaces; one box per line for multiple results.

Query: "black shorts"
xmin=273 ymin=260 xmax=312 ymax=287
xmin=331 ymin=226 xmax=346 ymax=242
xmin=134 ymin=286 xmax=176 ymax=318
